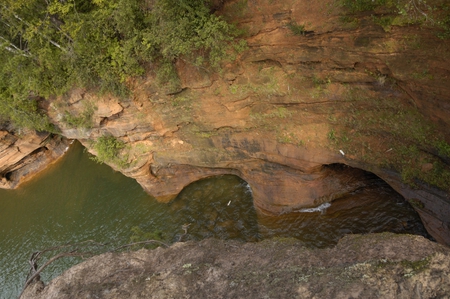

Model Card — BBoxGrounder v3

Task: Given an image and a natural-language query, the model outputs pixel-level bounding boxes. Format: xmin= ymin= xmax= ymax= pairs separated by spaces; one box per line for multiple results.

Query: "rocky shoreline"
xmin=0 ymin=131 xmax=70 ymax=189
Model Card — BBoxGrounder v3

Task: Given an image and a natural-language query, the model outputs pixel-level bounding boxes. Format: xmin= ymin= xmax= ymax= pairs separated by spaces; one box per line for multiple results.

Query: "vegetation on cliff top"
xmin=0 ymin=0 xmax=242 ymax=131
xmin=340 ymin=0 xmax=450 ymax=37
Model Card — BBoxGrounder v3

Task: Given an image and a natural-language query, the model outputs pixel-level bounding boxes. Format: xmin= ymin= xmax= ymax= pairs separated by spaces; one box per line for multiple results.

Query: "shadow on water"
xmin=0 ymin=142 xmax=430 ymax=298
xmin=170 ymin=172 xmax=430 ymax=249
xmin=257 ymin=179 xmax=430 ymax=248
xmin=169 ymin=175 xmax=259 ymax=242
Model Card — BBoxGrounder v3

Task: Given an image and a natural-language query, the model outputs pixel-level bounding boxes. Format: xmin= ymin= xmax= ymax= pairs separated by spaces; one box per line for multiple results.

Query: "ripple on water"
xmin=257 ymin=180 xmax=430 ymax=248
xmin=0 ymin=142 xmax=431 ymax=299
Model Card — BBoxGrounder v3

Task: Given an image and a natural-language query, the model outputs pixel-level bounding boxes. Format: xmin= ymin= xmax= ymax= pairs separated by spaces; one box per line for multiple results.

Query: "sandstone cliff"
xmin=1 ymin=0 xmax=449 ymax=243
xmin=0 ymin=130 xmax=70 ymax=189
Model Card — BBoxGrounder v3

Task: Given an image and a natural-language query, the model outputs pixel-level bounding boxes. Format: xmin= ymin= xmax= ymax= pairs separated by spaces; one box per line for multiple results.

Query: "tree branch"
xmin=0 ymin=36 xmax=32 ymax=57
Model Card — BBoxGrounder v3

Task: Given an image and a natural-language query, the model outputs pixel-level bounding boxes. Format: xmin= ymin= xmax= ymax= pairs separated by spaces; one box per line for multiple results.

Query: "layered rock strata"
xmin=3 ymin=0 xmax=450 ymax=245
xmin=0 ymin=130 xmax=70 ymax=189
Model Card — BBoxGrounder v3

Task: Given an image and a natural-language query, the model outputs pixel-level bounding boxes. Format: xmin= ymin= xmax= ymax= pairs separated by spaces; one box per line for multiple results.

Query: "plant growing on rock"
xmin=62 ymin=102 xmax=96 ymax=129
xmin=0 ymin=0 xmax=244 ymax=130
xmin=339 ymin=0 xmax=450 ymax=38
xmin=327 ymin=88 xmax=450 ymax=191
xmin=91 ymin=135 xmax=129 ymax=168
xmin=287 ymin=21 xmax=307 ymax=36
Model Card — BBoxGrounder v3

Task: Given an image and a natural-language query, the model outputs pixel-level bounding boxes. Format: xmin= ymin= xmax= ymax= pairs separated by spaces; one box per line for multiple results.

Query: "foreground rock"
xmin=23 ymin=233 xmax=450 ymax=299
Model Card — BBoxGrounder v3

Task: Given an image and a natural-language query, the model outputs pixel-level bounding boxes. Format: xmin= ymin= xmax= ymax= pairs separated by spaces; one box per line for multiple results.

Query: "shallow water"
xmin=0 ymin=142 xmax=169 ymax=298
xmin=0 ymin=142 xmax=428 ymax=298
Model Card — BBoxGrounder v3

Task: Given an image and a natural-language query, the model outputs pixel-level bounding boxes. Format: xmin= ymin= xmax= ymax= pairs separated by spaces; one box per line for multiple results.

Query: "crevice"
xmin=212 ymin=126 xmax=238 ymax=133
xmin=420 ymin=147 xmax=450 ymax=166
xmin=99 ymin=117 xmax=108 ymax=126
xmin=331 ymin=66 xmax=356 ymax=72
xmin=251 ymin=59 xmax=283 ymax=68
xmin=166 ymin=87 xmax=188 ymax=96
xmin=172 ymin=122 xmax=191 ymax=134
xmin=299 ymin=61 xmax=321 ymax=65
xmin=271 ymin=99 xmax=361 ymax=106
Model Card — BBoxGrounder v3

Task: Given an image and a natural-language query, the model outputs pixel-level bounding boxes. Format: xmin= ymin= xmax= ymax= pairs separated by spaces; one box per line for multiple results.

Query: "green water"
xmin=0 ymin=142 xmax=429 ymax=298
xmin=0 ymin=142 xmax=257 ymax=298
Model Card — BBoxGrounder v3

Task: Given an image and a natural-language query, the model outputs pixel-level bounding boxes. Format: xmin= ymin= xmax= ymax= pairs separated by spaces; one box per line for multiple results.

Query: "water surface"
xmin=0 ymin=142 xmax=428 ymax=298
xmin=0 ymin=142 xmax=169 ymax=298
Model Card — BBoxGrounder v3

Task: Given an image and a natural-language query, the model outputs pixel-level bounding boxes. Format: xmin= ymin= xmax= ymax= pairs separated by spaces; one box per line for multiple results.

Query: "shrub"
xmin=62 ymin=102 xmax=96 ymax=129
xmin=287 ymin=21 xmax=307 ymax=36
xmin=0 ymin=0 xmax=244 ymax=129
xmin=91 ymin=135 xmax=129 ymax=168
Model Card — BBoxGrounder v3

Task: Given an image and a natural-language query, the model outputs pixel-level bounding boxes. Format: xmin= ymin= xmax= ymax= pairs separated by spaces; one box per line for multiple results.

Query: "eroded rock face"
xmin=3 ymin=0 xmax=449 ymax=244
xmin=21 ymin=234 xmax=450 ymax=299
xmin=37 ymin=0 xmax=450 ymax=245
xmin=0 ymin=131 xmax=70 ymax=189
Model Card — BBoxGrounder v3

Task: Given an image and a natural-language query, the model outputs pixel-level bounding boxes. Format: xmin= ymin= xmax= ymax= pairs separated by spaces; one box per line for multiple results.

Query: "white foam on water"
xmin=243 ymin=182 xmax=253 ymax=195
xmin=299 ymin=202 xmax=331 ymax=213
xmin=64 ymin=140 xmax=75 ymax=153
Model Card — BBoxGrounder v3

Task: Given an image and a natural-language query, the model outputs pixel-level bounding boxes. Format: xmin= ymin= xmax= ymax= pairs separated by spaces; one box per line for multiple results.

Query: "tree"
xmin=0 ymin=0 xmax=243 ymax=131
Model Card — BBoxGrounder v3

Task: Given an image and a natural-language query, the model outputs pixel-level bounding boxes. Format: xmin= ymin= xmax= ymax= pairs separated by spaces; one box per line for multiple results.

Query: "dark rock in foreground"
xmin=23 ymin=233 xmax=450 ymax=299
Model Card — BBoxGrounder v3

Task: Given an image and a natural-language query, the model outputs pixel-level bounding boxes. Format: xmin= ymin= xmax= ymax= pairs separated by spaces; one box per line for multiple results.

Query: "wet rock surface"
xmin=22 ymin=233 xmax=450 ymax=299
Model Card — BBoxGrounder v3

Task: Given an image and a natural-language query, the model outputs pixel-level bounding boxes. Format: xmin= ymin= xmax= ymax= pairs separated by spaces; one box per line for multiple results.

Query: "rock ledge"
xmin=23 ymin=233 xmax=450 ymax=299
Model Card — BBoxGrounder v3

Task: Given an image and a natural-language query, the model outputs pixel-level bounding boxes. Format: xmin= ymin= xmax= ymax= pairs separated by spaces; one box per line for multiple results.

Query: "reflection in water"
xmin=169 ymin=175 xmax=259 ymax=242
xmin=0 ymin=142 xmax=430 ymax=298
xmin=172 ymin=174 xmax=429 ymax=249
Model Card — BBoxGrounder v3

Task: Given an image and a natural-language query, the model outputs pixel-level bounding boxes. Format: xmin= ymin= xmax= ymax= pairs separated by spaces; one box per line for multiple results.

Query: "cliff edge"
xmin=22 ymin=233 xmax=450 ymax=299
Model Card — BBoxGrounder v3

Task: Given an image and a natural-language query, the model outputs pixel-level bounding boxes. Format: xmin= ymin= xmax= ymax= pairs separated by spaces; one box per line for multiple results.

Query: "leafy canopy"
xmin=0 ymin=0 xmax=242 ymax=131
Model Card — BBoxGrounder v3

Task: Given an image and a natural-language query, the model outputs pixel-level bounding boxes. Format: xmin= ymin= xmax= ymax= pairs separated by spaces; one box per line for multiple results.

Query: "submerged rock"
xmin=22 ymin=233 xmax=450 ymax=299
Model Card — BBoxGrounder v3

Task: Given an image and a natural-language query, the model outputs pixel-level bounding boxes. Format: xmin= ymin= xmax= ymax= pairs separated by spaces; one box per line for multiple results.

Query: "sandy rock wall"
xmin=4 ymin=0 xmax=450 ymax=244
xmin=0 ymin=131 xmax=70 ymax=189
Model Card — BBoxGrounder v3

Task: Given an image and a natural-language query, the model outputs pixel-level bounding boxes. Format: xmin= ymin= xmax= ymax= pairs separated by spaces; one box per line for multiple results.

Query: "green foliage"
xmin=436 ymin=140 xmax=450 ymax=157
xmin=0 ymin=0 xmax=243 ymax=130
xmin=91 ymin=135 xmax=129 ymax=168
xmin=287 ymin=21 xmax=307 ymax=36
xmin=62 ymin=102 xmax=96 ymax=129
xmin=328 ymin=128 xmax=337 ymax=142
xmin=372 ymin=15 xmax=395 ymax=31
xmin=142 ymin=0 xmax=242 ymax=70
xmin=155 ymin=59 xmax=182 ymax=92
xmin=0 ymin=54 xmax=55 ymax=132
xmin=437 ymin=14 xmax=450 ymax=39
xmin=340 ymin=0 xmax=450 ymax=36
xmin=340 ymin=0 xmax=389 ymax=13
xmin=271 ymin=107 xmax=291 ymax=119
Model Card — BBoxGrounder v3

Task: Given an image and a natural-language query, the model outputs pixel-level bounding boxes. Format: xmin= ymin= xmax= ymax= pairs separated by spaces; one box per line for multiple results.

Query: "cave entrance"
xmin=169 ymin=174 xmax=259 ymax=242
xmin=169 ymin=166 xmax=431 ymax=248
xmin=258 ymin=163 xmax=432 ymax=248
